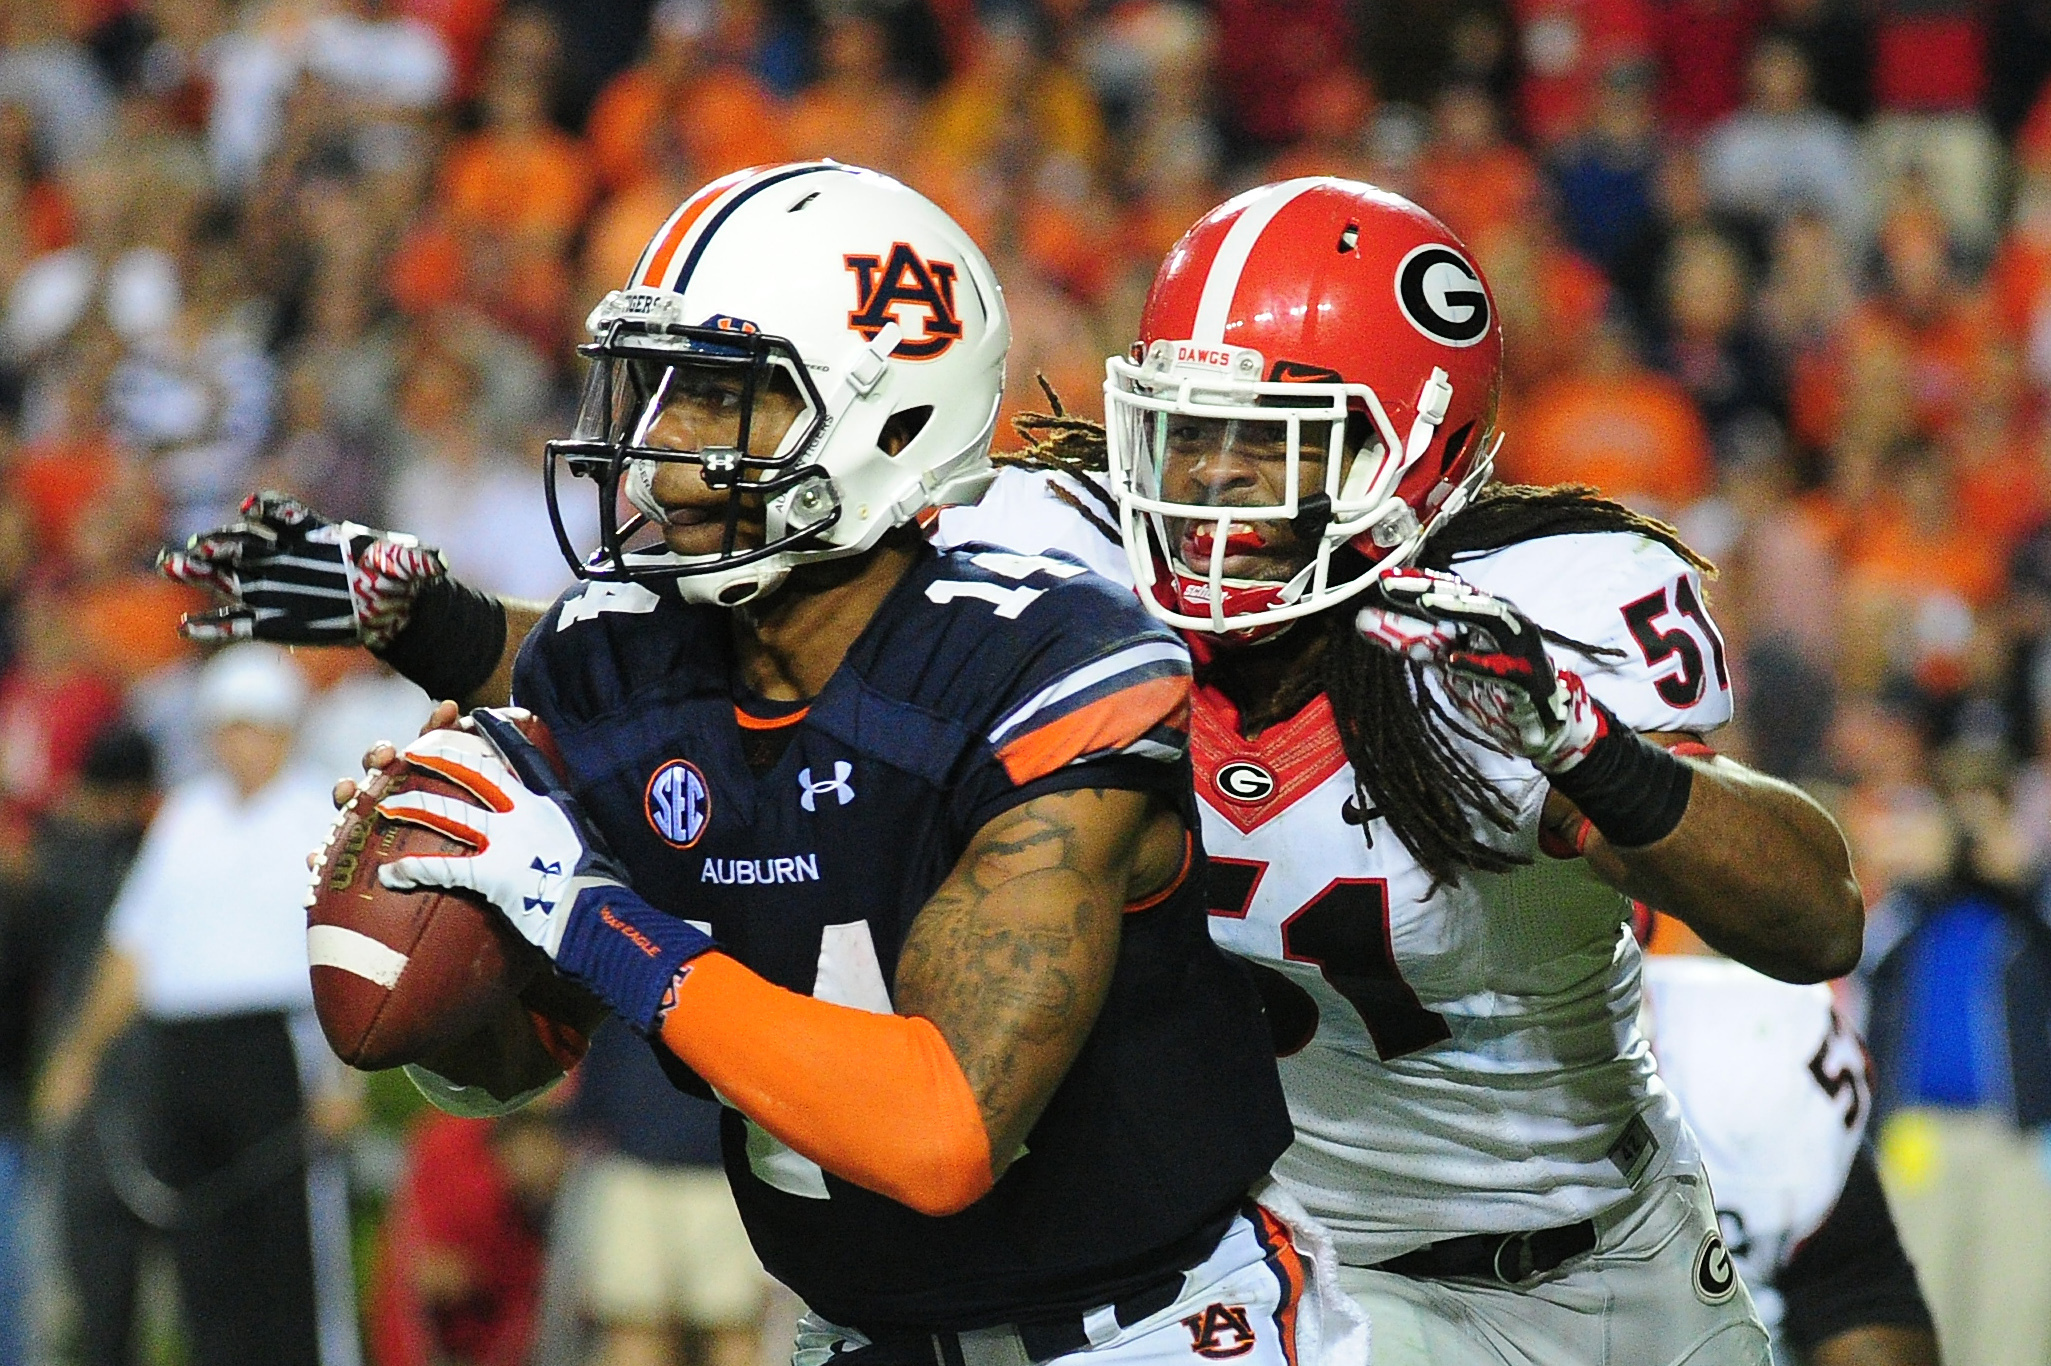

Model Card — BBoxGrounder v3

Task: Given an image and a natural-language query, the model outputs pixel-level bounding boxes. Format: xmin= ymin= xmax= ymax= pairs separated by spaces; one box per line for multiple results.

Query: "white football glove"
xmin=375 ymin=715 xmax=630 ymax=958
xmin=1356 ymin=568 xmax=1603 ymax=773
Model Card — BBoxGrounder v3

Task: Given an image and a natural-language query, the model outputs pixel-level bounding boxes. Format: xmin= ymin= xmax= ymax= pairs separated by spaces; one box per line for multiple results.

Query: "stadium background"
xmin=2 ymin=0 xmax=2049 ymax=1360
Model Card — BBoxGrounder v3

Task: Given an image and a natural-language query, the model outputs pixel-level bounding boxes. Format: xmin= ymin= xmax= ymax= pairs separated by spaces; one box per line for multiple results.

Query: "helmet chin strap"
xmin=624 ymin=457 xmax=665 ymax=525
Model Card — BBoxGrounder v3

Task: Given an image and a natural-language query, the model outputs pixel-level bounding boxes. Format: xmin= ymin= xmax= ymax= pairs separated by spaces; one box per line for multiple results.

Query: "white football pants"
xmin=1338 ymin=1173 xmax=1771 ymax=1366
xmin=794 ymin=1190 xmax=1371 ymax=1366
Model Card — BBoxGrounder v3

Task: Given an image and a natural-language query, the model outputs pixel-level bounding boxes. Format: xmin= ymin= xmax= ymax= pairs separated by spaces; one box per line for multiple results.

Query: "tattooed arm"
xmin=896 ymin=788 xmax=1187 ymax=1177
xmin=653 ymin=786 xmax=1186 ymax=1212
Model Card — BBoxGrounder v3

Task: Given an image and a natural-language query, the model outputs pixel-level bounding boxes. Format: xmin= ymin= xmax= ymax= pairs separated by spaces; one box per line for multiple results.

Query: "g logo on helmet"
xmin=845 ymin=244 xmax=963 ymax=359
xmin=1394 ymin=245 xmax=1491 ymax=348
xmin=647 ymin=760 xmax=712 ymax=848
xmin=1215 ymin=761 xmax=1277 ymax=804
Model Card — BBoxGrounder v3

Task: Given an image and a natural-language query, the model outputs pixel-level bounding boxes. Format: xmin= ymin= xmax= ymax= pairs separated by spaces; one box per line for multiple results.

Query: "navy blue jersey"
xmin=513 ymin=545 xmax=1291 ymax=1330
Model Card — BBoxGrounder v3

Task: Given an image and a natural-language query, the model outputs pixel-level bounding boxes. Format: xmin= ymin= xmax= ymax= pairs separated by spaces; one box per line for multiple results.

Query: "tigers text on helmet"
xmin=545 ymin=162 xmax=1010 ymax=607
xmin=1104 ymin=178 xmax=1503 ymax=636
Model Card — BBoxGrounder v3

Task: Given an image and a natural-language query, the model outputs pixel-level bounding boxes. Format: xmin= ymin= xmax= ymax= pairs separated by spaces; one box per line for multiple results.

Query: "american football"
xmin=305 ymin=711 xmax=565 ymax=1071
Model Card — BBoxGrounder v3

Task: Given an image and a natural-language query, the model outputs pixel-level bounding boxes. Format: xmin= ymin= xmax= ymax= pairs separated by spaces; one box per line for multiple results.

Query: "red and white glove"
xmin=159 ymin=492 xmax=446 ymax=649
xmin=1356 ymin=568 xmax=1604 ymax=773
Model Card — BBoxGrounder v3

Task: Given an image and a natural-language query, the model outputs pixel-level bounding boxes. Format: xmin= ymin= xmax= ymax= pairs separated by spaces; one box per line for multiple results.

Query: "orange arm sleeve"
xmin=657 ymin=952 xmax=994 ymax=1217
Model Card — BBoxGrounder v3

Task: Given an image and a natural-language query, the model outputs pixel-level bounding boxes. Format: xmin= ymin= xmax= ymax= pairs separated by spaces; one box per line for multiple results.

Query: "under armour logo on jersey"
xmin=845 ymin=245 xmax=962 ymax=359
xmin=1182 ymin=1303 xmax=1257 ymax=1359
xmin=1692 ymin=1229 xmax=1737 ymax=1304
xmin=798 ymin=761 xmax=855 ymax=811
xmin=1395 ymin=244 xmax=1491 ymax=347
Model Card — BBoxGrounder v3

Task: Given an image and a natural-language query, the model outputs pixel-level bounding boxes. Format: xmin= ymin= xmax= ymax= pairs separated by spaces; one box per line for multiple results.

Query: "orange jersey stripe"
xmin=637 ymin=166 xmax=760 ymax=287
xmin=733 ymin=705 xmax=809 ymax=731
xmin=1255 ymin=1205 xmax=1306 ymax=1366
xmin=659 ymin=952 xmax=993 ymax=1216
xmin=995 ymin=676 xmax=1192 ymax=786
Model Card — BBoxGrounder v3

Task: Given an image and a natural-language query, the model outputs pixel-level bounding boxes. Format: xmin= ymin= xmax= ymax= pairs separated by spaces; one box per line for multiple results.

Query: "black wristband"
xmin=370 ymin=575 xmax=508 ymax=705
xmin=1545 ymin=704 xmax=1694 ymax=848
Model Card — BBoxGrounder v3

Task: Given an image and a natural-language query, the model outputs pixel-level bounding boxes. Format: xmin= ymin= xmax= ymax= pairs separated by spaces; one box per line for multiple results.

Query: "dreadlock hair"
xmin=993 ymin=382 xmax=1715 ymax=885
xmin=999 ymin=375 xmax=1123 ymax=543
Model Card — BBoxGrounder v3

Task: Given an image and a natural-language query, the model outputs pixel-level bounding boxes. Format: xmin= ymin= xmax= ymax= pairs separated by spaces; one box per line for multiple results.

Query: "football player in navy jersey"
xmin=166 ymin=166 xmax=1363 ymax=1366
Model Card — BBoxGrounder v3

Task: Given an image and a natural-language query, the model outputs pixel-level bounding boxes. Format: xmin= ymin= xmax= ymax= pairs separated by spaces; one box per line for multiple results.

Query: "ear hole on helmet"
xmin=879 ymin=406 xmax=933 ymax=455
xmin=1443 ymin=420 xmax=1476 ymax=463
xmin=1338 ymin=223 xmax=1360 ymax=253
xmin=1441 ymin=421 xmax=1476 ymax=471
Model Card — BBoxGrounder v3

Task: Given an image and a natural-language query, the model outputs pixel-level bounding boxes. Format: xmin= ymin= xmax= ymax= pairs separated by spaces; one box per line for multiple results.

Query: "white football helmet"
xmin=545 ymin=162 xmax=1010 ymax=607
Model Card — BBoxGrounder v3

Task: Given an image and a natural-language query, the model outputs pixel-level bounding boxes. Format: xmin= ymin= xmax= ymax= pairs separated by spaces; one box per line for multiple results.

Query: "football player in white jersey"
xmin=935 ymin=178 xmax=1864 ymax=1366
xmin=1639 ymin=920 xmax=1938 ymax=1366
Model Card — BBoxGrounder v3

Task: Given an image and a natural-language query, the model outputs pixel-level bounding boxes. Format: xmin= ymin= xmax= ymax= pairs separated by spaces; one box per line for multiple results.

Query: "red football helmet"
xmin=1104 ymin=178 xmax=1503 ymax=634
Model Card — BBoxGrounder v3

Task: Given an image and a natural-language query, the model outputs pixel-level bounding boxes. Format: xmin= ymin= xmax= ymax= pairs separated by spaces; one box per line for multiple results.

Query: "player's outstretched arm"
xmin=159 ymin=491 xmax=540 ymax=710
xmin=1561 ymin=746 xmax=1862 ymax=982
xmin=1360 ymin=569 xmax=1862 ymax=983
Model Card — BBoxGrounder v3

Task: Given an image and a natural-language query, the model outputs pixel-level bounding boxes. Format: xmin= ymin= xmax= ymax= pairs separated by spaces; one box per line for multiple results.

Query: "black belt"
xmin=1369 ymin=1219 xmax=1598 ymax=1285
xmin=905 ymin=1270 xmax=1187 ymax=1366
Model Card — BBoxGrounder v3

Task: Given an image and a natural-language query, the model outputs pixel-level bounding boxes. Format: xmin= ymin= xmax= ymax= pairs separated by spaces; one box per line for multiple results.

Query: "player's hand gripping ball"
xmin=305 ymin=709 xmax=599 ymax=1081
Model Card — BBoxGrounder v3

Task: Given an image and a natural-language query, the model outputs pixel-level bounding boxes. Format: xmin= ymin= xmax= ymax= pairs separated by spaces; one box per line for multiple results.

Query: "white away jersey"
xmin=1641 ymin=955 xmax=1871 ymax=1336
xmin=937 ymin=471 xmax=1738 ymax=1264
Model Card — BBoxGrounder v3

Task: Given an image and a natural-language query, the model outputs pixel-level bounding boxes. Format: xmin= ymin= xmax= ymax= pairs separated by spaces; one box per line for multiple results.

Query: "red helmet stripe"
xmin=1191 ymin=179 xmax=1326 ymax=345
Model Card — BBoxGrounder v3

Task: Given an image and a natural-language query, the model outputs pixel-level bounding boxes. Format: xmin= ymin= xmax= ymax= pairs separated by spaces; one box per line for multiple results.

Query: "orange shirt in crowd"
xmin=1988 ymin=223 xmax=2051 ymax=344
xmin=1841 ymin=296 xmax=1998 ymax=440
xmin=71 ymin=576 xmax=202 ymax=687
xmin=586 ymin=64 xmax=789 ymax=192
xmin=1414 ymin=145 xmax=1545 ymax=249
xmin=583 ymin=179 xmax=690 ymax=296
xmin=440 ymin=124 xmax=595 ymax=242
xmin=1500 ymin=366 xmax=1715 ymax=507
xmin=681 ymin=67 xmax=792 ymax=179
xmin=1841 ymin=495 xmax=2007 ymax=608
xmin=585 ymin=67 xmax=672 ymax=193
xmin=9 ymin=434 xmax=120 ymax=558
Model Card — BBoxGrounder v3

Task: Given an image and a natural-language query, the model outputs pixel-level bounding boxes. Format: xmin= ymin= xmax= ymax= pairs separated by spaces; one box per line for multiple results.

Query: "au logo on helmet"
xmin=844 ymin=243 xmax=963 ymax=359
xmin=1394 ymin=244 xmax=1491 ymax=348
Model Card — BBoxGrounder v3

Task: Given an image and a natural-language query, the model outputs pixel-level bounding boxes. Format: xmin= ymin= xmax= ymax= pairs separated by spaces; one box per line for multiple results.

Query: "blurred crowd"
xmin=5 ymin=0 xmax=2051 ymax=1360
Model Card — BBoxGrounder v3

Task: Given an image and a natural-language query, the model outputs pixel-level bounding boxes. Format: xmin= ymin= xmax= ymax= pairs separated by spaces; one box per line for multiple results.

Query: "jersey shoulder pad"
xmin=933 ymin=467 xmax=1133 ymax=588
xmin=1452 ymin=531 xmax=1732 ymax=734
xmin=864 ymin=549 xmax=1192 ymax=788
xmin=512 ymin=579 xmax=717 ymax=729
